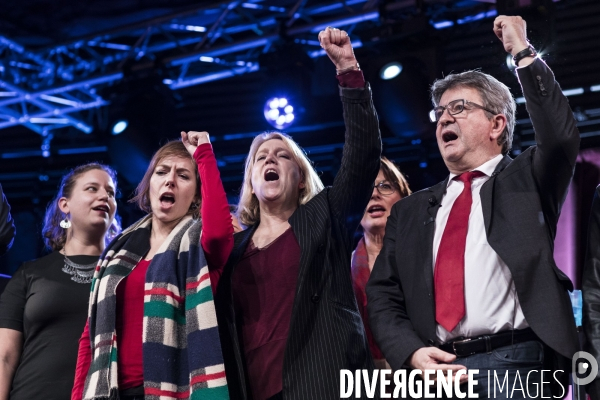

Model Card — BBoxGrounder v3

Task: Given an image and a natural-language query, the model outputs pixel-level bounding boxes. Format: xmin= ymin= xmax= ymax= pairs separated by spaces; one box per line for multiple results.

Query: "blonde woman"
xmin=215 ymin=28 xmax=381 ymax=400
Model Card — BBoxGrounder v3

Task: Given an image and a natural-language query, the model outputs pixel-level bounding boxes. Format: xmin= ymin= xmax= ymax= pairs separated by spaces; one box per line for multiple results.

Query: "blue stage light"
xmin=380 ymin=62 xmax=403 ymax=80
xmin=264 ymin=97 xmax=296 ymax=129
xmin=112 ymin=120 xmax=128 ymax=135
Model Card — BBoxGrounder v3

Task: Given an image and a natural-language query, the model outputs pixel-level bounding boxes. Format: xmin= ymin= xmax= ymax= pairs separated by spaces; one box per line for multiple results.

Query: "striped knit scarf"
xmin=83 ymin=214 xmax=229 ymax=400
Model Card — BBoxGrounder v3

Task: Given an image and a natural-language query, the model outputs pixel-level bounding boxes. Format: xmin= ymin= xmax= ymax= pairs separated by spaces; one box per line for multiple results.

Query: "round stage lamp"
xmin=380 ymin=62 xmax=403 ymax=80
xmin=112 ymin=120 xmax=128 ymax=135
xmin=264 ymin=97 xmax=295 ymax=129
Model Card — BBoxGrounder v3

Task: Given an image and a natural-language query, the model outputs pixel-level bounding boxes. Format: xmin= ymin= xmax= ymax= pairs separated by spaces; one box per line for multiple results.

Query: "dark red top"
xmin=115 ymin=258 xmax=149 ymax=389
xmin=232 ymin=228 xmax=301 ymax=400
xmin=72 ymin=143 xmax=233 ymax=400
xmin=351 ymin=237 xmax=384 ymax=360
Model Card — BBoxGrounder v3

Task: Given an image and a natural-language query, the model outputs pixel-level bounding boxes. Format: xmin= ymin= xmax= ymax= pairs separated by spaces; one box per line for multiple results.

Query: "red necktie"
xmin=434 ymin=170 xmax=485 ymax=332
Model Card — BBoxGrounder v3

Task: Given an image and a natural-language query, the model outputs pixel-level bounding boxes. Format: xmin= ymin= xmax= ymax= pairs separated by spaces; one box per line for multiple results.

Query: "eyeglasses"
xmin=374 ymin=181 xmax=396 ymax=196
xmin=429 ymin=99 xmax=496 ymax=123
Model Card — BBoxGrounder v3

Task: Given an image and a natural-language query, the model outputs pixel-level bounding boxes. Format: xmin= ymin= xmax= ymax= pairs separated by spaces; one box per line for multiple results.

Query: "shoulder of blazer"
xmin=387 ymin=179 xmax=447 ymax=210
xmin=492 ymin=152 xmax=537 ymax=182
xmin=217 ymin=224 xmax=258 ymax=295
xmin=386 ymin=180 xmax=447 ymax=222
xmin=230 ymin=225 xmax=257 ymax=260
xmin=288 ymin=187 xmax=331 ymax=224
xmin=493 ymin=154 xmax=513 ymax=175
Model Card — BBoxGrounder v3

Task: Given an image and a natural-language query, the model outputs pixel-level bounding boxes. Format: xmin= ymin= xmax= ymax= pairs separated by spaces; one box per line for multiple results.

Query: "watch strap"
xmin=512 ymin=45 xmax=537 ymax=66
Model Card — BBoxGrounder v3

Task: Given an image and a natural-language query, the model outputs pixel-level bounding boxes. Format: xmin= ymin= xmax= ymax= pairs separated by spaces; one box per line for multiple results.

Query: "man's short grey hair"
xmin=430 ymin=70 xmax=516 ymax=155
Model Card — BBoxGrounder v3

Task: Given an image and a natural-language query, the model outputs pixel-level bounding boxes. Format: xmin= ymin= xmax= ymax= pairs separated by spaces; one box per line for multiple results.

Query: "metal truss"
xmin=0 ymin=0 xmax=506 ymax=139
xmin=0 ymin=0 xmax=383 ymax=136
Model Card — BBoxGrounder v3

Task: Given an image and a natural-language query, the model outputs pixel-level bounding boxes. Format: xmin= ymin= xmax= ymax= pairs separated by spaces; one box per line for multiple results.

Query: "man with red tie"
xmin=367 ymin=16 xmax=580 ymax=399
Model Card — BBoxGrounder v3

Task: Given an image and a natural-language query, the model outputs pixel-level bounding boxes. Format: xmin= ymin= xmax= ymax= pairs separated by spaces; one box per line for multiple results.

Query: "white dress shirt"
xmin=433 ymin=154 xmax=529 ymax=343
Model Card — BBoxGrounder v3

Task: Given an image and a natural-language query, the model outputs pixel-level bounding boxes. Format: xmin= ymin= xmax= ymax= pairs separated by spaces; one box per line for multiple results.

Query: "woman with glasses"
xmin=351 ymin=157 xmax=411 ymax=369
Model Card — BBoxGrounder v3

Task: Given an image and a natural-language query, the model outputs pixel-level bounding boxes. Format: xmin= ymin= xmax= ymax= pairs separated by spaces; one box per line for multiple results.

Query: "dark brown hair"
xmin=130 ymin=140 xmax=201 ymax=218
xmin=43 ymin=163 xmax=121 ymax=251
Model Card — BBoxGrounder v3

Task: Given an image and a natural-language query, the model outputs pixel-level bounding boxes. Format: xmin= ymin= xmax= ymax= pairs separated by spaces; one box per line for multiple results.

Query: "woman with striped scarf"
xmin=72 ymin=131 xmax=233 ymax=400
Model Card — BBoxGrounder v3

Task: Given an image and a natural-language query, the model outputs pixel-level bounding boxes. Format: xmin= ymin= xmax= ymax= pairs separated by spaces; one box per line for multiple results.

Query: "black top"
xmin=0 ymin=251 xmax=98 ymax=400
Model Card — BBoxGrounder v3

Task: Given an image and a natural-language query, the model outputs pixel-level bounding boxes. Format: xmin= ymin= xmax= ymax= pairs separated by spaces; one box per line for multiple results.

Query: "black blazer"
xmin=216 ymin=84 xmax=382 ymax=400
xmin=0 ymin=183 xmax=15 ymax=255
xmin=367 ymin=58 xmax=580 ymax=392
xmin=583 ymin=184 xmax=600 ymax=400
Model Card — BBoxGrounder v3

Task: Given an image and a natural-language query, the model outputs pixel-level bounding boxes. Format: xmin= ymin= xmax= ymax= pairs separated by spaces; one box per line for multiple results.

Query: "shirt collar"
xmin=447 ymin=154 xmax=504 ymax=187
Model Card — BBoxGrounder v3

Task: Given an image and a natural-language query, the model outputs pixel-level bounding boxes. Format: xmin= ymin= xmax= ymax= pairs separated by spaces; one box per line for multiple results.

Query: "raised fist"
xmin=318 ymin=26 xmax=358 ymax=71
xmin=181 ymin=131 xmax=210 ymax=157
xmin=493 ymin=15 xmax=530 ymax=56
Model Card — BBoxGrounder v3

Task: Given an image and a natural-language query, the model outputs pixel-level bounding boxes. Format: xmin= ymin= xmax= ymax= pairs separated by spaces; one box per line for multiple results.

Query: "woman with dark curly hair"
xmin=0 ymin=163 xmax=120 ymax=400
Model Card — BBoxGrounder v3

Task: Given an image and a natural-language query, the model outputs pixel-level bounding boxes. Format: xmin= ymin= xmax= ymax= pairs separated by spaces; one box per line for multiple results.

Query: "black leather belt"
xmin=438 ymin=328 xmax=538 ymax=357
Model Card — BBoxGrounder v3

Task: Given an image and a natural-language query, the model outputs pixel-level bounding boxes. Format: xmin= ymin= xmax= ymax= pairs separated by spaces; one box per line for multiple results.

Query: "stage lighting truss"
xmin=0 ymin=0 xmax=384 ymax=137
xmin=264 ymin=97 xmax=295 ymax=129
xmin=0 ymin=0 xmax=564 ymax=139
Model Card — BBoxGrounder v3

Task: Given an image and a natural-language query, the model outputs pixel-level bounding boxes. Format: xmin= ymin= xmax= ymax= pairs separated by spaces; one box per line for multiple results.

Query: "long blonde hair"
xmin=237 ymin=132 xmax=324 ymax=226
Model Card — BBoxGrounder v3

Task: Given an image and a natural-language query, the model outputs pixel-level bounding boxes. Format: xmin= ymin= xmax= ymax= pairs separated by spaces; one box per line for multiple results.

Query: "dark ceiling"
xmin=1 ymin=0 xmax=599 ymax=266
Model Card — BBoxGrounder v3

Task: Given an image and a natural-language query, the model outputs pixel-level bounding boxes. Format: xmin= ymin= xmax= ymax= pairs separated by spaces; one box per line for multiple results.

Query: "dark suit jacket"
xmin=0 ymin=274 xmax=10 ymax=296
xmin=216 ymin=84 xmax=382 ymax=400
xmin=367 ymin=58 xmax=580 ymax=392
xmin=0 ymin=183 xmax=15 ymax=255
xmin=583 ymin=184 xmax=600 ymax=399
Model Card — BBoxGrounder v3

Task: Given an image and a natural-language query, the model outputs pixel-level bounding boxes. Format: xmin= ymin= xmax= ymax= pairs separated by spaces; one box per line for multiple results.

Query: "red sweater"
xmin=71 ymin=143 xmax=233 ymax=399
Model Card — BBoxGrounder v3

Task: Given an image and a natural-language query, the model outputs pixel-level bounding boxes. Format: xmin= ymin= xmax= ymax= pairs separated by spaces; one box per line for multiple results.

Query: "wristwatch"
xmin=512 ymin=45 xmax=537 ymax=66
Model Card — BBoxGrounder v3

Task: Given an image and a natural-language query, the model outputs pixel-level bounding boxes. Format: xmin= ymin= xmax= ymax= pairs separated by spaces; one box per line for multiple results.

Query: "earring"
xmin=60 ymin=217 xmax=71 ymax=229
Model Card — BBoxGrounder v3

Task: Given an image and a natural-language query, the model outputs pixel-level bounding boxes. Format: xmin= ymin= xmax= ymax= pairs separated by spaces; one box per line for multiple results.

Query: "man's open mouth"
xmin=442 ymin=132 xmax=458 ymax=143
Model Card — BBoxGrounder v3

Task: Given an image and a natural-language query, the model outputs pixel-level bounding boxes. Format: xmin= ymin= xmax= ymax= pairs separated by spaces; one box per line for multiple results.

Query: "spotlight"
xmin=112 ymin=120 xmax=128 ymax=135
xmin=41 ymin=134 xmax=52 ymax=158
xmin=264 ymin=97 xmax=296 ymax=129
xmin=380 ymin=62 xmax=403 ymax=80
